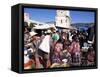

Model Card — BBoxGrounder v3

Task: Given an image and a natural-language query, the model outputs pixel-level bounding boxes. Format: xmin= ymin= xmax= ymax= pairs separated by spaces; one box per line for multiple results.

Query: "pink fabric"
xmin=70 ymin=41 xmax=80 ymax=53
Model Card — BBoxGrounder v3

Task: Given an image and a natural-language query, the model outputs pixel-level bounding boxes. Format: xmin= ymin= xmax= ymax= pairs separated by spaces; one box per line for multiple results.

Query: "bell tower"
xmin=55 ymin=10 xmax=71 ymax=29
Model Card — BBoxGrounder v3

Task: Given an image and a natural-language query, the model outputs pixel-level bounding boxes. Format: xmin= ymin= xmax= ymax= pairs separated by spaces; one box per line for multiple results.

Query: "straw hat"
xmin=45 ymin=30 xmax=52 ymax=34
xmin=29 ymin=31 xmax=37 ymax=37
xmin=24 ymin=50 xmax=28 ymax=55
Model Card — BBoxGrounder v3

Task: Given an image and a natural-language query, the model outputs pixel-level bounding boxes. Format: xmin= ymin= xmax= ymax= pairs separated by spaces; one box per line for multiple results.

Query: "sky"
xmin=24 ymin=8 xmax=95 ymax=24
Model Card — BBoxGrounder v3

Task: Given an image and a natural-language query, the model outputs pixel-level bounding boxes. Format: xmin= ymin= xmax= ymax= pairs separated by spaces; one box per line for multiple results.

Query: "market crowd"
xmin=24 ymin=22 xmax=95 ymax=69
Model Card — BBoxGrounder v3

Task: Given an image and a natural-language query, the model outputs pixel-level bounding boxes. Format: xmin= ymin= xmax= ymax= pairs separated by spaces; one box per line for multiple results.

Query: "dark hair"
xmin=29 ymin=54 xmax=35 ymax=60
xmin=57 ymin=39 xmax=62 ymax=43
xmin=88 ymin=47 xmax=94 ymax=53
xmin=72 ymin=35 xmax=79 ymax=42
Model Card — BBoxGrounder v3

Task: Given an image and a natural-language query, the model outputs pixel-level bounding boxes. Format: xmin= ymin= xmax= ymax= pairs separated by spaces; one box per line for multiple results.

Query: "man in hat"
xmin=24 ymin=30 xmax=44 ymax=69
xmin=39 ymin=29 xmax=53 ymax=68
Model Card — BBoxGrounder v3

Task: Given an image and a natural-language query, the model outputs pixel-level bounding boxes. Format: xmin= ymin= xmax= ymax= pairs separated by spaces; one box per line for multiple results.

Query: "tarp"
xmin=33 ymin=24 xmax=56 ymax=30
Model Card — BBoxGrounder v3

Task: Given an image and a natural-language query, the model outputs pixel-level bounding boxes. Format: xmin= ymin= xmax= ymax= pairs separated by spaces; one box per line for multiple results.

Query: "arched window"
xmin=61 ymin=19 xmax=62 ymax=23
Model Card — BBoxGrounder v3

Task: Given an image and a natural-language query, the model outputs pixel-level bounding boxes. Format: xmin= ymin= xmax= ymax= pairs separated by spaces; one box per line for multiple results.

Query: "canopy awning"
xmin=33 ymin=24 xmax=56 ymax=30
xmin=56 ymin=25 xmax=77 ymax=30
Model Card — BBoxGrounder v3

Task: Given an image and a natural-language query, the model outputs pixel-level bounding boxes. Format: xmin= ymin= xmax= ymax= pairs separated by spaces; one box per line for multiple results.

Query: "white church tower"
xmin=55 ymin=10 xmax=71 ymax=29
